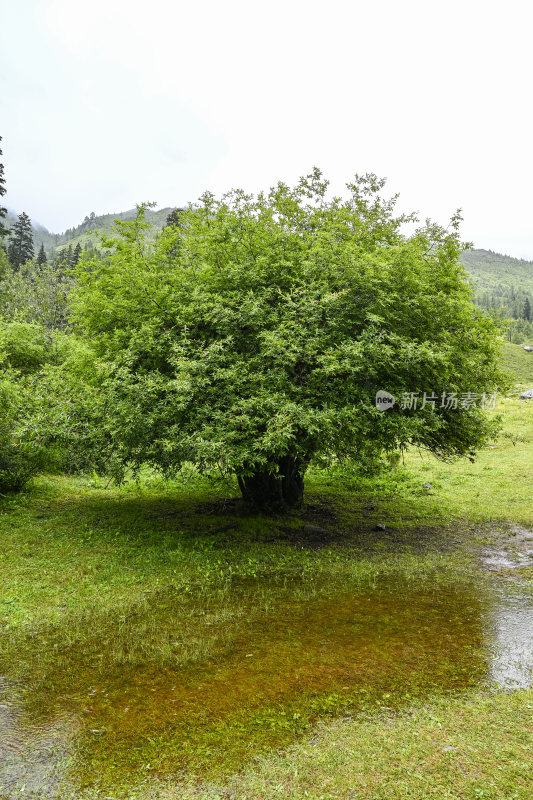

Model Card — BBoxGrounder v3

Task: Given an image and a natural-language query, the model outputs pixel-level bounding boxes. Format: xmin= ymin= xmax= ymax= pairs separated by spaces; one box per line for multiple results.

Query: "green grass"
xmin=499 ymin=341 xmax=533 ymax=386
xmin=1 ymin=475 xmax=488 ymax=796
xmin=0 ymin=471 xmax=478 ymax=676
xmin=399 ymin=395 xmax=532 ymax=526
xmin=161 ymin=691 xmax=533 ymax=800
xmin=1 ymin=342 xmax=533 ymax=798
xmin=311 ymin=393 xmax=532 ymax=529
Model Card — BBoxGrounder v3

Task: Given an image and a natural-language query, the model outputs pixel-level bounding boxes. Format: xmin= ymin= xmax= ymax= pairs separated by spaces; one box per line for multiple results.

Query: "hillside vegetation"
xmin=4 ymin=205 xmax=177 ymax=259
xmin=460 ymin=248 xmax=533 ymax=322
xmin=499 ymin=340 xmax=533 ymax=385
xmin=4 ymin=207 xmax=533 ymax=338
xmin=5 ymin=207 xmax=533 ymax=294
xmin=460 ymin=248 xmax=533 ymax=294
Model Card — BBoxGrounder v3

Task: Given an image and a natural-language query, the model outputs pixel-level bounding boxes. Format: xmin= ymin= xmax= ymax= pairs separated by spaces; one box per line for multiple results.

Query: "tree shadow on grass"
xmin=18 ymin=474 xmax=467 ymax=559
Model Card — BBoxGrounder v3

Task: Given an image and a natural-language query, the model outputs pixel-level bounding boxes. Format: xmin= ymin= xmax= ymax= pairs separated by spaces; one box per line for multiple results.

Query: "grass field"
xmin=0 ymin=341 xmax=532 ymax=799
xmin=168 ymin=692 xmax=533 ymax=800
xmin=499 ymin=341 xmax=533 ymax=386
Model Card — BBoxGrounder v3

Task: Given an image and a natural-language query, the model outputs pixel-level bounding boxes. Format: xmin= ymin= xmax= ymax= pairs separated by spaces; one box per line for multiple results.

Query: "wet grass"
xmin=0 ymin=474 xmax=477 ymax=676
xmin=35 ymin=581 xmax=485 ymax=794
xmin=162 ymin=691 xmax=533 ymax=800
xmin=0 ymin=350 xmax=532 ymax=797
xmin=0 ymin=475 xmax=490 ymax=797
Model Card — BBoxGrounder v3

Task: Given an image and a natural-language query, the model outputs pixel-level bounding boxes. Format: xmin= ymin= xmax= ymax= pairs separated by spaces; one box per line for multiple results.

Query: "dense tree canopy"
xmin=72 ymin=171 xmax=505 ymax=509
xmin=0 ymin=258 xmax=72 ymax=331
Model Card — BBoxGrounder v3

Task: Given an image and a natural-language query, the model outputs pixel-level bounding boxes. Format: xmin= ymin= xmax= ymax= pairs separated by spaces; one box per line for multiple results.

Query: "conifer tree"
xmin=36 ymin=242 xmax=47 ymax=266
xmin=164 ymin=209 xmax=183 ymax=256
xmin=165 ymin=208 xmax=182 ymax=228
xmin=7 ymin=212 xmax=34 ymax=269
xmin=523 ymin=297 xmax=531 ymax=322
xmin=0 ymin=135 xmax=7 ymax=240
xmin=72 ymin=242 xmax=82 ymax=266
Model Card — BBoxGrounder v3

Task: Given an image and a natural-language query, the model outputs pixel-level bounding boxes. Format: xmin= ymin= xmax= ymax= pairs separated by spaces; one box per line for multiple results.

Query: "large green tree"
xmin=7 ymin=212 xmax=34 ymax=270
xmin=72 ymin=171 xmax=505 ymax=509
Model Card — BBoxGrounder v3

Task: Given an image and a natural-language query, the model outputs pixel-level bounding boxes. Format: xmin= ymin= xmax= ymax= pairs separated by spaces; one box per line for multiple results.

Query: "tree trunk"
xmin=237 ymin=456 xmax=304 ymax=511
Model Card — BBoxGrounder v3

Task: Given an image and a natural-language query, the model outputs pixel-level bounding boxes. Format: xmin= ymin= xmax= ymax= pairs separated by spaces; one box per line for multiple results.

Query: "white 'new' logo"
xmin=375 ymin=390 xmax=396 ymax=411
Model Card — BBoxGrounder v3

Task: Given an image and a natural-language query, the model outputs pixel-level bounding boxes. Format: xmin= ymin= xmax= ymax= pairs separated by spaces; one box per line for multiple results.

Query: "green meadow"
xmin=0 ymin=341 xmax=532 ymax=799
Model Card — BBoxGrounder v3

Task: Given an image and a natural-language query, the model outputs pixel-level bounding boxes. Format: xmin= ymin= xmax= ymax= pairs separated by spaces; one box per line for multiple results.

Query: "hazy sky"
xmin=1 ymin=0 xmax=533 ymax=257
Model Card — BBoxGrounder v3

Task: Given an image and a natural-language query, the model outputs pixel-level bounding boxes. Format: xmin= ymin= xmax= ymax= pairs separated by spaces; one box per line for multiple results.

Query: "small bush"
xmin=0 ymin=375 xmax=43 ymax=493
xmin=0 ymin=321 xmax=94 ymax=493
xmin=0 ymin=320 xmax=49 ymax=373
xmin=0 ymin=319 xmax=82 ymax=374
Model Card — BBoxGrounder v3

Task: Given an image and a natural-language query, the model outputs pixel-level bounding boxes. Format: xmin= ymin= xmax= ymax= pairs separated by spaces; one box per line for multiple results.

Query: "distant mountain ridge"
xmin=4 ymin=206 xmax=177 ymax=257
xmin=3 ymin=210 xmax=533 ymax=319
xmin=459 ymin=248 xmax=533 ymax=320
xmin=460 ymin=248 xmax=533 ymax=294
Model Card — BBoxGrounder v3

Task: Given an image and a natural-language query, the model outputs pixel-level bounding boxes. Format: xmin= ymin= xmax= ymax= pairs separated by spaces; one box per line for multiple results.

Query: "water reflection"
xmin=0 ymin=568 xmax=532 ymax=797
xmin=487 ymin=596 xmax=533 ymax=688
xmin=481 ymin=545 xmax=533 ymax=688
xmin=0 ymin=679 xmax=76 ymax=799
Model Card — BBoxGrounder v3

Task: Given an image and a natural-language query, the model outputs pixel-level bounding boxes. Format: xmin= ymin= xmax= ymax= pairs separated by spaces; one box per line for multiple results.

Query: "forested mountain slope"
xmin=4 ymin=206 xmax=533 ymax=326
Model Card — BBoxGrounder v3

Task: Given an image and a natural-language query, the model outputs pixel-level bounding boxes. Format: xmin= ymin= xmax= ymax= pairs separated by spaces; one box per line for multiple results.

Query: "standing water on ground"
xmin=487 ymin=596 xmax=533 ymax=688
xmin=0 ymin=564 xmax=532 ymax=797
xmin=481 ymin=538 xmax=533 ymax=689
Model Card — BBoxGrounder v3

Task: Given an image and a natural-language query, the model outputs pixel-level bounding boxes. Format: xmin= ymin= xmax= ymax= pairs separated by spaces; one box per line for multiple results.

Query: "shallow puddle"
xmin=482 ymin=550 xmax=533 ymax=570
xmin=480 ymin=540 xmax=533 ymax=689
xmin=1 ymin=569 xmax=532 ymax=798
xmin=0 ymin=678 xmax=77 ymax=799
xmin=486 ymin=594 xmax=533 ymax=688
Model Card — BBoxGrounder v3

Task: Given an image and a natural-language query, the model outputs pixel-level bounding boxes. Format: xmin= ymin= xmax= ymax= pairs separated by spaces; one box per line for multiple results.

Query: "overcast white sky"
xmin=1 ymin=0 xmax=532 ymax=257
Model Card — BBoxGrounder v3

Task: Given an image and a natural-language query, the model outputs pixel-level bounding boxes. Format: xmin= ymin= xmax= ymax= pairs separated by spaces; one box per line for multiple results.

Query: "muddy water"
xmin=0 ymin=574 xmax=531 ymax=798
